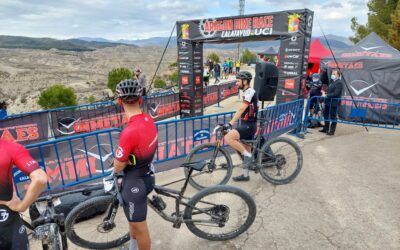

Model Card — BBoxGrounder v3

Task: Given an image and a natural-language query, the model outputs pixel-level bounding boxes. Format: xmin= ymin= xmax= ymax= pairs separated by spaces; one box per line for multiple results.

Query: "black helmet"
xmin=116 ymin=79 xmax=142 ymax=100
xmin=236 ymin=71 xmax=252 ymax=81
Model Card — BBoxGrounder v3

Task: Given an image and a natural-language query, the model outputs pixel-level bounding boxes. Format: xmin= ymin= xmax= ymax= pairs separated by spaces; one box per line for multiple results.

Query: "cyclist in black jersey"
xmin=223 ymin=71 xmax=258 ymax=182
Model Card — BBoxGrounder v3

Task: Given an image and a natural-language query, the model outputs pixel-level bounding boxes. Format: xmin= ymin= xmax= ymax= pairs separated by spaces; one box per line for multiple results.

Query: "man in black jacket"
xmin=320 ymin=69 xmax=343 ymax=136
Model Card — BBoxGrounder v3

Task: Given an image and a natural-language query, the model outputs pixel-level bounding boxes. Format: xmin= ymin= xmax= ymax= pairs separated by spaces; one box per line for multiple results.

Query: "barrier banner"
xmin=14 ymin=131 xmax=120 ymax=196
xmin=0 ymin=112 xmax=49 ymax=144
xmin=144 ymin=93 xmax=180 ymax=121
xmin=50 ymin=104 xmax=120 ymax=138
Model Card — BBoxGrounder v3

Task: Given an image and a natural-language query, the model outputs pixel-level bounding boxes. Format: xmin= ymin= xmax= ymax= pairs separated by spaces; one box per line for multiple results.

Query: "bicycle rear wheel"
xmin=184 ymin=185 xmax=256 ymax=241
xmin=65 ymin=195 xmax=129 ymax=249
xmin=258 ymin=137 xmax=303 ymax=185
xmin=185 ymin=143 xmax=233 ymax=190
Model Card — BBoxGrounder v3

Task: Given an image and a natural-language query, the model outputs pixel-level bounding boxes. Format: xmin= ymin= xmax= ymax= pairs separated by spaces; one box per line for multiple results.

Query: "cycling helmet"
xmin=236 ymin=71 xmax=252 ymax=81
xmin=116 ymin=79 xmax=143 ymax=100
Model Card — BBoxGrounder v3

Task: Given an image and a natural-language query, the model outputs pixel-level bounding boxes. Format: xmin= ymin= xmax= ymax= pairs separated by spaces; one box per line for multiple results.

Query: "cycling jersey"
xmin=115 ymin=113 xmax=158 ymax=222
xmin=0 ymin=139 xmax=39 ymax=250
xmin=241 ymin=88 xmax=258 ymax=123
xmin=115 ymin=113 xmax=158 ymax=176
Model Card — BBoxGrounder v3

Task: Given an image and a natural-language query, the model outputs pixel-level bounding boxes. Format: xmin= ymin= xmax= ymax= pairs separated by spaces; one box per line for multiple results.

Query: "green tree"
xmin=207 ymin=52 xmax=220 ymax=63
xmin=154 ymin=79 xmax=167 ymax=88
xmin=38 ymin=84 xmax=77 ymax=109
xmin=350 ymin=0 xmax=399 ymax=44
xmin=388 ymin=1 xmax=400 ymax=50
xmin=241 ymin=48 xmax=257 ymax=64
xmin=107 ymin=68 xmax=133 ymax=93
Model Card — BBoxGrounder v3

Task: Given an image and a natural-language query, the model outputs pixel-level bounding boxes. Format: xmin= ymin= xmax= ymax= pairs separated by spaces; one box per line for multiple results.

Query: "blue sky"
xmin=0 ymin=0 xmax=368 ymax=40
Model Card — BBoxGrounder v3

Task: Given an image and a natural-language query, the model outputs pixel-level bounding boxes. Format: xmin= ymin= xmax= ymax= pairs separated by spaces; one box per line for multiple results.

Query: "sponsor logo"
xmin=0 ymin=209 xmax=9 ymax=222
xmin=195 ymin=75 xmax=201 ymax=85
xmin=326 ymin=61 xmax=364 ymax=69
xmin=199 ymin=18 xmax=218 ymax=38
xmin=282 ymin=71 xmax=298 ymax=76
xmin=349 ymin=80 xmax=379 ymax=97
xmin=147 ymin=103 xmax=160 ymax=118
xmin=76 ymin=144 xmax=114 ymax=173
xmin=178 ymin=51 xmax=189 ymax=55
xmin=57 ymin=117 xmax=81 ymax=135
xmin=179 ymin=69 xmax=191 ymax=74
xmin=181 ymin=75 xmax=189 ymax=85
xmin=307 ymin=15 xmax=313 ymax=28
xmin=284 ymin=79 xmax=296 ymax=89
xmin=131 ymin=187 xmax=139 ymax=193
xmin=341 ymin=51 xmax=392 ymax=58
xmin=129 ymin=202 xmax=135 ymax=220
xmin=283 ymin=64 xmax=298 ymax=70
xmin=181 ymin=23 xmax=190 ymax=39
xmin=179 ymin=56 xmax=189 ymax=60
xmin=360 ymin=45 xmax=383 ymax=51
xmin=19 ymin=225 xmax=26 ymax=234
xmin=284 ymin=54 xmax=300 ymax=59
xmin=288 ymin=14 xmax=300 ymax=33
xmin=285 ymin=48 xmax=301 ymax=53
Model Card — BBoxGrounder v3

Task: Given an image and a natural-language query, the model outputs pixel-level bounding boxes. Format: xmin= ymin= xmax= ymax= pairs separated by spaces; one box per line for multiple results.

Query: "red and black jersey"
xmin=0 ymin=139 xmax=39 ymax=202
xmin=241 ymin=87 xmax=258 ymax=123
xmin=115 ymin=113 xmax=158 ymax=175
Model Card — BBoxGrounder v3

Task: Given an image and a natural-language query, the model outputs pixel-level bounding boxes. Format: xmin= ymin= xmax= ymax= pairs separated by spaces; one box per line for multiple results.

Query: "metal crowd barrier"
xmin=303 ymin=96 xmax=400 ymax=131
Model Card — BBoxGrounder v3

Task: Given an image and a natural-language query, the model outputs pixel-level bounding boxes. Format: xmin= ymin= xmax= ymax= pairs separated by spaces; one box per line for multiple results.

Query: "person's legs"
xmin=320 ymin=103 xmax=330 ymax=133
xmin=328 ymin=105 xmax=338 ymax=135
xmin=129 ymin=221 xmax=150 ymax=250
xmin=11 ymin=217 xmax=29 ymax=250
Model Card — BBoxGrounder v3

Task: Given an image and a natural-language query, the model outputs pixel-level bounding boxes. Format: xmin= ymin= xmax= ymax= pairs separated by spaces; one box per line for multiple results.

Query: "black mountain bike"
xmin=185 ymin=115 xmax=303 ymax=190
xmin=22 ymin=188 xmax=91 ymax=250
xmin=64 ymin=163 xmax=257 ymax=249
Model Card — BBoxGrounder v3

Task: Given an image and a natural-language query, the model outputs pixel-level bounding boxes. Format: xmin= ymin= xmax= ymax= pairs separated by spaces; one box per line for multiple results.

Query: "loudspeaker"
xmin=254 ymin=62 xmax=279 ymax=101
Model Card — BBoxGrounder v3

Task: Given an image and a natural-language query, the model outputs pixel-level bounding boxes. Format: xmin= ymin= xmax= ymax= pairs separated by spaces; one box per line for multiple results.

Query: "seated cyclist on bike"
xmin=224 ymin=71 xmax=258 ymax=182
xmin=0 ymin=139 xmax=47 ymax=250
xmin=113 ymin=79 xmax=158 ymax=250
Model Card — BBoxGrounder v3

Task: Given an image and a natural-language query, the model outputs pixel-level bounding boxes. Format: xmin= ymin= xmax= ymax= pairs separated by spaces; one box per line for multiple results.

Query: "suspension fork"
xmin=210 ymin=138 xmax=223 ymax=167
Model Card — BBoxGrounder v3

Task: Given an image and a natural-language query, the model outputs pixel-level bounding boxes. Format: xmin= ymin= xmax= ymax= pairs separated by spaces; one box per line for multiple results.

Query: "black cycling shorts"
xmin=121 ymin=174 xmax=155 ymax=222
xmin=236 ymin=122 xmax=257 ymax=140
xmin=0 ymin=210 xmax=29 ymax=250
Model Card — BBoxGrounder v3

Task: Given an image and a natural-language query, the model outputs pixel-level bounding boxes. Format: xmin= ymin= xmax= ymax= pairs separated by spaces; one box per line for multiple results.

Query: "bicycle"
xmin=184 ymin=113 xmax=303 ymax=190
xmin=21 ymin=187 xmax=96 ymax=250
xmin=64 ymin=163 xmax=257 ymax=249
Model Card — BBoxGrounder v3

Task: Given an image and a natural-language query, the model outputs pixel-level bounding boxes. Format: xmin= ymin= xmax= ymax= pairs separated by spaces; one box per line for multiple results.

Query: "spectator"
xmin=306 ymin=73 xmax=323 ymax=128
xmin=0 ymin=101 xmax=7 ymax=119
xmin=222 ymin=60 xmax=229 ymax=80
xmin=135 ymin=68 xmax=147 ymax=96
xmin=214 ymin=62 xmax=221 ymax=84
xmin=228 ymin=58 xmax=234 ymax=75
xmin=320 ymin=69 xmax=343 ymax=136
xmin=235 ymin=60 xmax=241 ymax=73
xmin=203 ymin=64 xmax=210 ymax=86
xmin=208 ymin=60 xmax=214 ymax=79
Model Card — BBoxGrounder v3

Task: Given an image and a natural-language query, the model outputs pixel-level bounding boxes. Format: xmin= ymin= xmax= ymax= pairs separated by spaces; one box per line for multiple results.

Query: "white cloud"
xmin=0 ymin=0 xmax=369 ymax=39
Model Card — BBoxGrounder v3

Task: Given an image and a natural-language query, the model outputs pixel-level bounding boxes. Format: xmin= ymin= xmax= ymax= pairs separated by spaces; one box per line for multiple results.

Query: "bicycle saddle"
xmin=180 ymin=161 xmax=207 ymax=171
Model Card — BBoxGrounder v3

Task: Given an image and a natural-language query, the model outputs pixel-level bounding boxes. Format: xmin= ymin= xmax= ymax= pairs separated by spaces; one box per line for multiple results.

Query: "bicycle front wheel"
xmin=183 ymin=185 xmax=256 ymax=241
xmin=258 ymin=137 xmax=303 ymax=185
xmin=65 ymin=195 xmax=130 ymax=249
xmin=185 ymin=143 xmax=233 ymax=190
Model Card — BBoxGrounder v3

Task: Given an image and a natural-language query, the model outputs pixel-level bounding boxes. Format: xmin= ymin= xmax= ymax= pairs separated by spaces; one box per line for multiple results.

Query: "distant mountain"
xmin=0 ymin=36 xmax=137 ymax=51
xmin=78 ymin=34 xmax=352 ymax=51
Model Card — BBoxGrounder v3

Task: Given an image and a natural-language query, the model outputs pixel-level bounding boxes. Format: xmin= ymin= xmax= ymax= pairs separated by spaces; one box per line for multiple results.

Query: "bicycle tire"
xmin=183 ymin=185 xmax=256 ymax=241
xmin=65 ymin=195 xmax=130 ymax=249
xmin=258 ymin=137 xmax=303 ymax=185
xmin=185 ymin=143 xmax=233 ymax=190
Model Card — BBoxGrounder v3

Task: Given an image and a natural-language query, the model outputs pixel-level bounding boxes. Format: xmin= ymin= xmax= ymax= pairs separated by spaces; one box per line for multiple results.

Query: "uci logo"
xmin=0 ymin=209 xmax=9 ymax=222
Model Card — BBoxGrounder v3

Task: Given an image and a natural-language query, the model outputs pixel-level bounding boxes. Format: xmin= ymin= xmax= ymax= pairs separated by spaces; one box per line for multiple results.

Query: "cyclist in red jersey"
xmin=113 ymin=79 xmax=158 ymax=250
xmin=0 ymin=139 xmax=47 ymax=250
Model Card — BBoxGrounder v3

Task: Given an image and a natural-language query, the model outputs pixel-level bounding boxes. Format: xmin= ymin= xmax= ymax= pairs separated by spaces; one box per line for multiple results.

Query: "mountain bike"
xmin=64 ymin=163 xmax=257 ymax=249
xmin=184 ymin=114 xmax=303 ymax=190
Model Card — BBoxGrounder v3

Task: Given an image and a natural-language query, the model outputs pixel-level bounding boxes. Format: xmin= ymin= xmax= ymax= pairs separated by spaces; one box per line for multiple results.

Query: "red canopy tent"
xmin=307 ymin=38 xmax=332 ymax=75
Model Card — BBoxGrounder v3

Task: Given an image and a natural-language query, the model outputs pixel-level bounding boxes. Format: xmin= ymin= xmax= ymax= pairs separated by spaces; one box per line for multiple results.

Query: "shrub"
xmin=38 ymin=84 xmax=77 ymax=109
xmin=154 ymin=79 xmax=167 ymax=88
xmin=107 ymin=68 xmax=133 ymax=93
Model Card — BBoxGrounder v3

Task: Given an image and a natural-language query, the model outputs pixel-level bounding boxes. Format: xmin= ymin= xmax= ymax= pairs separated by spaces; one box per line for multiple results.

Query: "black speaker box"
xmin=254 ymin=62 xmax=279 ymax=101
